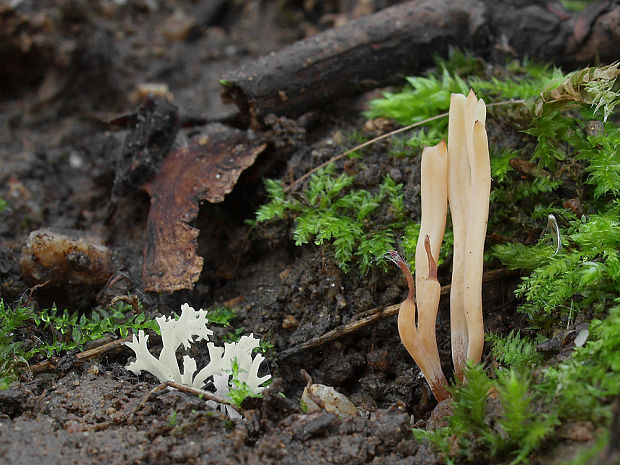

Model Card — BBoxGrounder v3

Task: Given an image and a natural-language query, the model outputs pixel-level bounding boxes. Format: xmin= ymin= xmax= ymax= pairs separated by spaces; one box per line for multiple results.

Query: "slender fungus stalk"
xmin=415 ymin=141 xmax=448 ymax=293
xmin=448 ymin=90 xmax=490 ymax=378
xmin=447 ymin=93 xmax=470 ymax=381
xmin=462 ymin=120 xmax=490 ymax=365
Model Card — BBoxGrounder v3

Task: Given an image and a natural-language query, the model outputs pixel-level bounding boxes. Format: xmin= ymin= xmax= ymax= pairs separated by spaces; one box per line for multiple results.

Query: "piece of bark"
xmin=141 ymin=124 xmax=266 ymax=293
xmin=220 ymin=0 xmax=620 ymax=126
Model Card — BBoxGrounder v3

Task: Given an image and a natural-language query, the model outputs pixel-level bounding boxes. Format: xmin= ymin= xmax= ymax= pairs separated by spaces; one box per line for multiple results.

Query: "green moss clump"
xmin=257 ymin=165 xmax=409 ymax=272
xmin=416 ymin=363 xmax=555 ymax=465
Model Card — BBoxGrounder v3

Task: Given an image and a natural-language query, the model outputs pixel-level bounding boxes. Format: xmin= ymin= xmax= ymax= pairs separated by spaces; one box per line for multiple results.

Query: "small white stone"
xmin=69 ymin=151 xmax=84 ymax=169
xmin=574 ymin=329 xmax=589 ymax=347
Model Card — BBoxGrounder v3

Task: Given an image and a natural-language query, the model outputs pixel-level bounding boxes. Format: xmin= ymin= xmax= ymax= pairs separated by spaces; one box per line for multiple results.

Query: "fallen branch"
xmin=221 ymin=0 xmax=619 ymax=126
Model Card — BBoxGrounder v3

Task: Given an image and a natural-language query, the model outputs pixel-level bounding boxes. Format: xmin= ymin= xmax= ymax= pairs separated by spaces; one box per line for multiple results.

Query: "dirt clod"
xmin=20 ymin=229 xmax=115 ymax=288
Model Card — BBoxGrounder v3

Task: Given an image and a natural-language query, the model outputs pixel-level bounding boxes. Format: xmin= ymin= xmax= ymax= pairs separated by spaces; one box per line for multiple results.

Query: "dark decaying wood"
xmin=221 ymin=0 xmax=620 ymax=126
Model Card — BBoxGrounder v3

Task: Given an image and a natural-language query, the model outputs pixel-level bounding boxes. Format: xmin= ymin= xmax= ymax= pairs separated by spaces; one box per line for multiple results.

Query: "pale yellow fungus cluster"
xmin=393 ymin=90 xmax=490 ymax=401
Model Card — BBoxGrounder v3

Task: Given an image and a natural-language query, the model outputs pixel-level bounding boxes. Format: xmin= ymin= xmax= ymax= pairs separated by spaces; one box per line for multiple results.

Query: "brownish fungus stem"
xmin=391 ymin=244 xmax=449 ymax=402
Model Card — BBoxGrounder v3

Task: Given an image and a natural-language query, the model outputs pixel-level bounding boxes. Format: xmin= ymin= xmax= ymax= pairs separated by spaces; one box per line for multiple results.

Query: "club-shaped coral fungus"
xmin=447 ymin=90 xmax=490 ymax=380
xmin=391 ymin=90 xmax=490 ymax=398
xmin=389 ymin=140 xmax=450 ymax=402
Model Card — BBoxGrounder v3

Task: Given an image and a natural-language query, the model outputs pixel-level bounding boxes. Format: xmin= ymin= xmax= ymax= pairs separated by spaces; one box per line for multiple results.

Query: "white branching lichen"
xmin=125 ymin=303 xmax=271 ymax=419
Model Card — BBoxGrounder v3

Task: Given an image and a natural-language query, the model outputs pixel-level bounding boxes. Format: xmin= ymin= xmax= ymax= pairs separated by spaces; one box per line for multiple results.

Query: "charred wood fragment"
xmin=112 ymin=96 xmax=180 ymax=199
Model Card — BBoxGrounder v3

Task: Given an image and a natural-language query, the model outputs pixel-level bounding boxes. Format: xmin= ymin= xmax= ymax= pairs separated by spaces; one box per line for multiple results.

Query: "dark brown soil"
xmin=0 ymin=1 xmax=542 ymax=464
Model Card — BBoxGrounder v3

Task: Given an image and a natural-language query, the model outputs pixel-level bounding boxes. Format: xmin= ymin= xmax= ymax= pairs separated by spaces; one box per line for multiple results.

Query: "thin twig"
xmin=284 ymin=113 xmax=446 ymax=193
xmin=163 ymin=381 xmax=242 ymax=415
xmin=24 ymin=336 xmax=133 ymax=374
xmin=276 ymin=268 xmax=516 ymax=360
xmin=21 ymin=280 xmax=51 ymax=306
xmin=127 ymin=381 xmax=243 ymax=425
xmin=127 ymin=382 xmax=169 ymax=425
xmin=283 ymin=99 xmax=525 ymax=193
xmin=276 ymin=303 xmax=400 ymax=360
